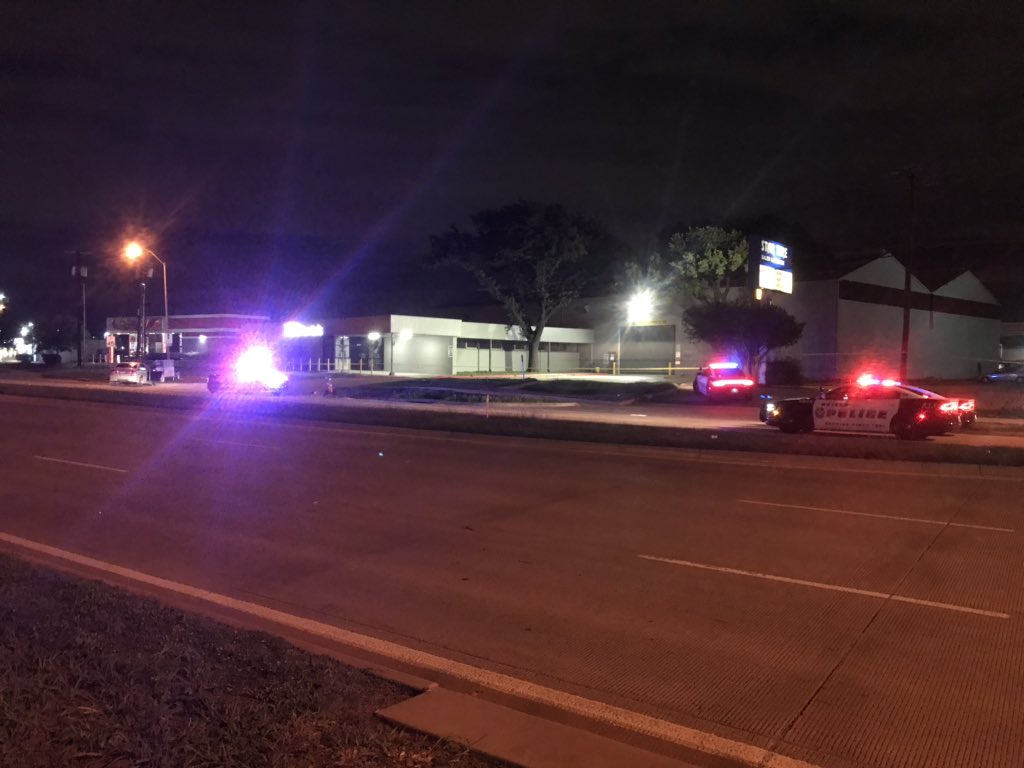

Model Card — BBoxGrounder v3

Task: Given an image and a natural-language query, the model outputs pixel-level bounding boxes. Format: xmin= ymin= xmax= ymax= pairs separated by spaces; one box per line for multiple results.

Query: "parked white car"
xmin=109 ymin=361 xmax=149 ymax=385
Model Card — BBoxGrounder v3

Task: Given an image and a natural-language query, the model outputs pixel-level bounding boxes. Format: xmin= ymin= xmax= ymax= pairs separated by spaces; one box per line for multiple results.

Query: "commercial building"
xmin=772 ymin=255 xmax=1000 ymax=380
xmin=279 ymin=314 xmax=593 ymax=375
xmin=1001 ymin=322 xmax=1024 ymax=361
xmin=105 ymin=314 xmax=272 ymax=359
xmin=105 ymin=252 xmax=999 ymax=380
xmin=576 ymin=253 xmax=1001 ymax=381
xmin=106 ymin=311 xmax=594 ymax=375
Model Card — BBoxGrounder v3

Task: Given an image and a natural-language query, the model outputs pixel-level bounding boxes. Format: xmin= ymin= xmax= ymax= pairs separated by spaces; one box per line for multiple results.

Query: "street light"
xmin=626 ymin=289 xmax=654 ymax=324
xmin=618 ymin=289 xmax=657 ymax=375
xmin=123 ymin=241 xmax=170 ymax=358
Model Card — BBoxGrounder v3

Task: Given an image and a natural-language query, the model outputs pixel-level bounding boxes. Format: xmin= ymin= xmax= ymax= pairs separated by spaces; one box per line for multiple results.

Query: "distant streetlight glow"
xmin=626 ymin=289 xmax=655 ymax=324
xmin=123 ymin=241 xmax=144 ymax=261
xmin=122 ymin=239 xmax=170 ymax=357
xmin=367 ymin=331 xmax=382 ymax=341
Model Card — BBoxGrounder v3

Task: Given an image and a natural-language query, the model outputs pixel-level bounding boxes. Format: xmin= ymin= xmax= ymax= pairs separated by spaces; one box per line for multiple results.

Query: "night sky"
xmin=2 ymin=1 xmax=1023 ymax=327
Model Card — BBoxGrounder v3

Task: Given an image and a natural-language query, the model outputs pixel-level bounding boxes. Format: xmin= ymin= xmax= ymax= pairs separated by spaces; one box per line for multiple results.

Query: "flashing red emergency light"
xmin=711 ymin=378 xmax=754 ymax=388
xmin=856 ymin=373 xmax=900 ymax=387
xmin=709 ymin=361 xmax=741 ymax=370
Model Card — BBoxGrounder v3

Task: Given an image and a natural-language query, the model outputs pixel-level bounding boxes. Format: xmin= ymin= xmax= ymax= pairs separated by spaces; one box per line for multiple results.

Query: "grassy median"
xmin=0 ymin=552 xmax=504 ymax=768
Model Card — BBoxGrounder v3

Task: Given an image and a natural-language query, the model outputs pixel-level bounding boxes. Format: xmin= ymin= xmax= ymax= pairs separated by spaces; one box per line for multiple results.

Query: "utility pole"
xmin=895 ymin=169 xmax=916 ymax=381
xmin=68 ymin=250 xmax=92 ymax=367
xmin=138 ymin=278 xmax=147 ymax=357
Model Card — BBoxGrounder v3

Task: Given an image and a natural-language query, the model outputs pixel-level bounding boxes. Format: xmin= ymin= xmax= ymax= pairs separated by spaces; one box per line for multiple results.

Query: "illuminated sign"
xmin=282 ymin=321 xmax=324 ymax=338
xmin=759 ymin=264 xmax=793 ymax=293
xmin=755 ymin=239 xmax=793 ymax=295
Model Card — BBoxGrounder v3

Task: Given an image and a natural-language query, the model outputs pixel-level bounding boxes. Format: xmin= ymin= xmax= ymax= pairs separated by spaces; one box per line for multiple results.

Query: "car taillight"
xmin=939 ymin=401 xmax=959 ymax=413
xmin=711 ymin=378 xmax=754 ymax=387
xmin=959 ymin=399 xmax=975 ymax=412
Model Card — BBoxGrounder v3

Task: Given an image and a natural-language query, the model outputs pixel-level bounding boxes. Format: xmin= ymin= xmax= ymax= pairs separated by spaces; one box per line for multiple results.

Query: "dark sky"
xmin=2 ymin=1 xmax=1023 ymax=323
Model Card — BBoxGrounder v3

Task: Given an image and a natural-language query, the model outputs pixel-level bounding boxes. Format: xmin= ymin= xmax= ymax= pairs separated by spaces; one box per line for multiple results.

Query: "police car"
xmin=692 ymin=361 xmax=755 ymax=400
xmin=207 ymin=344 xmax=289 ymax=395
xmin=760 ymin=374 xmax=963 ymax=440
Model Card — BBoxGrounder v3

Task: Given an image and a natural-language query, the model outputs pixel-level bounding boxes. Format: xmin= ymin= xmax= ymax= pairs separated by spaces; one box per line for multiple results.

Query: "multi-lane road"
xmin=2 ymin=392 xmax=1023 ymax=768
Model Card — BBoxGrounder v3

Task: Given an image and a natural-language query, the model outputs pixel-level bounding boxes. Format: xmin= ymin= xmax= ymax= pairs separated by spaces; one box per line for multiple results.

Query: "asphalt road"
xmin=2 ymin=393 xmax=1023 ymax=768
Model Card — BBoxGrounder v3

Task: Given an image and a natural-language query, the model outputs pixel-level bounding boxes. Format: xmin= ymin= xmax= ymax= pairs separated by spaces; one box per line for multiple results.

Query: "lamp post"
xmin=124 ymin=241 xmax=170 ymax=358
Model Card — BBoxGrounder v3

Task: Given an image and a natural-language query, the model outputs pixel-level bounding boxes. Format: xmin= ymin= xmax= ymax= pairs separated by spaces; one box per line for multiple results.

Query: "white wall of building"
xmin=455 ymin=345 xmax=581 ymax=374
xmin=1001 ymin=322 xmax=1024 ymax=361
xmin=771 ymin=280 xmax=839 ymax=380
xmin=388 ymin=334 xmax=454 ymax=376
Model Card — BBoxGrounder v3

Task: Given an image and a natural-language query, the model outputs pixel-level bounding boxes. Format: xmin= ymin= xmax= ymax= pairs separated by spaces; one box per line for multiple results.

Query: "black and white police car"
xmin=207 ymin=344 xmax=289 ymax=394
xmin=759 ymin=374 xmax=968 ymax=440
xmin=692 ymin=361 xmax=755 ymax=400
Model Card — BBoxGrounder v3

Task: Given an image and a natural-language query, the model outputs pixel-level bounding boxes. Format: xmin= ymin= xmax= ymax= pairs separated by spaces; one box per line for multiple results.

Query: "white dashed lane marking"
xmin=32 ymin=455 xmax=128 ymax=474
xmin=639 ymin=554 xmax=1011 ymax=619
xmin=737 ymin=499 xmax=1015 ymax=533
xmin=189 ymin=438 xmax=281 ymax=450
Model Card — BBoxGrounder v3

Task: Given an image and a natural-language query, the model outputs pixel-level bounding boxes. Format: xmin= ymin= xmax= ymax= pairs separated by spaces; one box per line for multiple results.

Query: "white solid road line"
xmin=639 ymin=554 xmax=1011 ymax=620
xmin=737 ymin=499 xmax=1015 ymax=533
xmin=0 ymin=531 xmax=821 ymax=768
xmin=32 ymin=455 xmax=128 ymax=474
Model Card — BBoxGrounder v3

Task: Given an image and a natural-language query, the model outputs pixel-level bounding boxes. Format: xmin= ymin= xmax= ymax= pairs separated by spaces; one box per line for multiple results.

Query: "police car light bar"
xmin=856 ymin=373 xmax=900 ymax=387
xmin=709 ymin=361 xmax=741 ymax=370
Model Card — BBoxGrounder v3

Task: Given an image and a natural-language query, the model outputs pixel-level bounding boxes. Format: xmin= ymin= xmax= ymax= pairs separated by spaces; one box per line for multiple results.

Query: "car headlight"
xmin=765 ymin=402 xmax=776 ymax=413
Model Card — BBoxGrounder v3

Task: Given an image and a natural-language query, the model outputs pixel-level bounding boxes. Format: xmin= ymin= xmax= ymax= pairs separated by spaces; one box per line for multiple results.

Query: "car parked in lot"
xmin=108 ymin=361 xmax=149 ymax=385
xmin=692 ymin=361 xmax=755 ymax=400
xmin=760 ymin=374 xmax=964 ymax=439
xmin=981 ymin=362 xmax=1023 ymax=383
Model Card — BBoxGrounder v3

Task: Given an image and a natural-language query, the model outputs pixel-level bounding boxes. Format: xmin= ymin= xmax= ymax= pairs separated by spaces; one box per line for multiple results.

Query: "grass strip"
xmin=0 ymin=552 xmax=505 ymax=768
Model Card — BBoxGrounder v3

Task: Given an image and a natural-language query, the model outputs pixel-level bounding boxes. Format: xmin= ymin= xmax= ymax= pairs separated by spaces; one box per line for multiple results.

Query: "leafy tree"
xmin=683 ymin=300 xmax=804 ymax=378
xmin=617 ymin=252 xmax=677 ymax=294
xmin=35 ymin=313 xmax=78 ymax=351
xmin=667 ymin=225 xmax=748 ymax=303
xmin=428 ymin=201 xmax=602 ymax=372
